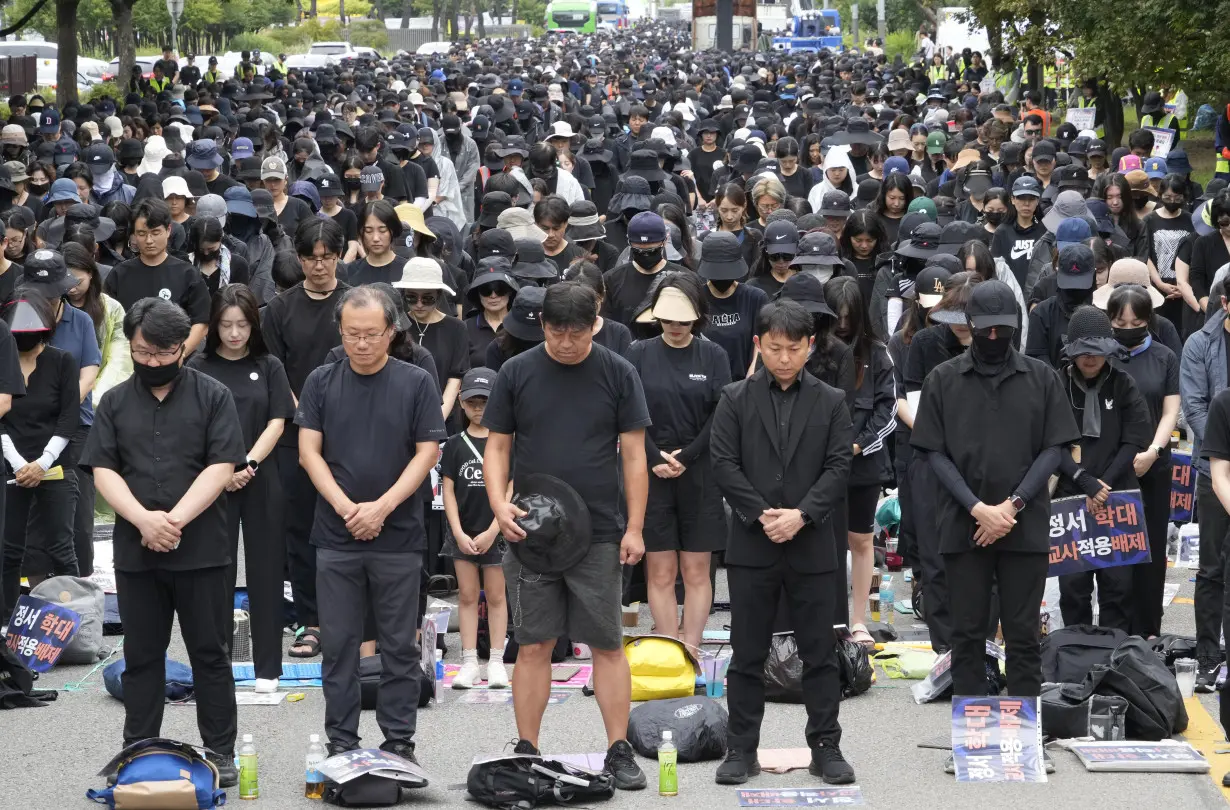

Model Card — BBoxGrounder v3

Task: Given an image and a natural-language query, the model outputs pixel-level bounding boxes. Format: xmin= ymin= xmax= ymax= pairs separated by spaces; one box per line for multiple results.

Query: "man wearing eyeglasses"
xmin=296 ymin=285 xmax=447 ymax=761
xmin=103 ymin=198 xmax=211 ymax=354
xmin=81 ymin=297 xmax=246 ymax=786
xmin=261 ymin=217 xmax=351 ymax=661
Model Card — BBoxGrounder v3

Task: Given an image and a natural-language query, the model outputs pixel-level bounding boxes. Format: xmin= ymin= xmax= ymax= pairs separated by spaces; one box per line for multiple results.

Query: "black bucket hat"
xmin=501 ymin=284 xmax=545 ymax=341
xmin=467 ymin=258 xmax=520 ymax=302
xmin=698 ymin=231 xmax=748 ymax=280
xmin=895 ymin=222 xmax=943 ymax=259
xmin=509 ymin=473 xmax=593 ymax=574
xmin=626 ymin=150 xmax=666 ymax=183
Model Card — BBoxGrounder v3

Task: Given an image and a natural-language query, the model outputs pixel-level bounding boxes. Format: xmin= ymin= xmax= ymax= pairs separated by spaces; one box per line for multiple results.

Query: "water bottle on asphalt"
xmin=658 ymin=730 xmax=678 ymax=796
xmin=305 ymin=733 xmax=326 ymax=799
xmin=880 ymin=575 xmax=895 ymax=625
xmin=238 ymin=734 xmax=259 ymax=800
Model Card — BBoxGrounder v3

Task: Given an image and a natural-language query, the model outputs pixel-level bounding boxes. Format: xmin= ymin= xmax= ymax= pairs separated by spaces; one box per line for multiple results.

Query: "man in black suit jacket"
xmin=709 ymin=299 xmax=855 ymax=787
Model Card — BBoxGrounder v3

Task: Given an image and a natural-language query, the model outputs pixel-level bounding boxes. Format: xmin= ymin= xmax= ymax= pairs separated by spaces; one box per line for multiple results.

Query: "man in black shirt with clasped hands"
xmin=81 ymin=298 xmax=246 ymax=785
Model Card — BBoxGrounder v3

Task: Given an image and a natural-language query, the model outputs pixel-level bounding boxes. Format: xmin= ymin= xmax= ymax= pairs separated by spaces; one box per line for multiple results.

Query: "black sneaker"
xmin=1196 ymin=658 xmax=1221 ymax=694
xmin=205 ymin=753 xmax=238 ymax=788
xmin=1222 ymin=771 xmax=1230 ymax=788
xmin=513 ymin=739 xmax=539 ymax=756
xmin=715 ymin=749 xmax=761 ymax=785
xmin=380 ymin=739 xmax=419 ymax=766
xmin=809 ymin=741 xmax=855 ymax=785
xmin=604 ymin=739 xmax=646 ymax=790
xmin=327 ymin=741 xmax=359 ymax=757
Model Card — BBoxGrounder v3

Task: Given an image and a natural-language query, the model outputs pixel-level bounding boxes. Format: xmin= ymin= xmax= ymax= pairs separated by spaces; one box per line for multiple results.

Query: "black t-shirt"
xmin=482 ymin=343 xmax=652 ymax=541
xmin=343 ymin=255 xmax=403 ymax=287
xmin=186 ymin=352 xmax=296 ymax=450
xmin=593 ymin=318 xmax=632 ymax=356
xmin=1110 ymin=338 xmax=1179 ymax=464
xmin=1200 ymin=388 xmax=1230 ymax=462
xmin=624 ymin=336 xmax=731 ymax=459
xmin=704 ymin=282 xmax=769 ymax=381
xmin=398 ymin=159 xmax=427 ymax=204
xmin=1 ymin=345 xmax=77 ymax=463
xmin=911 ymin=351 xmax=1081 ymax=553
xmin=691 ymin=147 xmax=722 ymax=201
xmin=295 ymin=357 xmax=448 ymax=551
xmin=440 ymin=430 xmax=495 ymax=535
xmin=328 ymin=205 xmax=359 ymax=244
xmin=990 ymin=219 xmax=1048 ymax=290
xmin=778 ymin=168 xmax=812 ymax=200
xmin=747 ymin=272 xmax=788 ymax=299
xmin=199 ymin=253 xmax=251 ymax=298
xmin=0 ymin=261 xmax=20 ymax=306
xmin=1187 ymin=231 xmax=1230 ymax=301
xmin=546 ymin=242 xmax=581 ymax=279
xmin=1058 ymin=364 xmax=1153 ymax=492
xmin=1144 ymin=210 xmax=1195 ymax=282
xmin=466 ymin=313 xmax=500 ymax=368
xmin=205 ymin=173 xmax=241 ymax=196
xmin=277 ymin=196 xmax=314 ymax=237
xmin=602 ymin=261 xmax=687 ymax=326
xmin=261 ymin=283 xmax=349 ymax=446
xmin=415 ymin=314 xmax=470 ymax=386
xmin=103 ymin=254 xmax=211 ymax=324
xmin=81 ymin=368 xmax=245 ymax=571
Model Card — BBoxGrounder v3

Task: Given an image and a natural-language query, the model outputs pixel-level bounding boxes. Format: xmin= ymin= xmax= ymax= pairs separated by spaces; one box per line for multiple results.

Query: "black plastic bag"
xmin=764 ymin=633 xmax=803 ymax=703
xmin=836 ymin=637 xmax=874 ymax=698
xmin=1040 ymin=682 xmax=1128 ymax=740
xmin=1078 ymin=637 xmax=1188 ymax=740
xmin=627 ymin=697 xmax=728 ymax=762
xmin=324 ymin=774 xmax=402 ymax=807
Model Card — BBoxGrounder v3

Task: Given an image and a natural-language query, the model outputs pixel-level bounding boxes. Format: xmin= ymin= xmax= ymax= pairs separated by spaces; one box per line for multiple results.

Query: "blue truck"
xmin=771 ymin=5 xmax=844 ymax=53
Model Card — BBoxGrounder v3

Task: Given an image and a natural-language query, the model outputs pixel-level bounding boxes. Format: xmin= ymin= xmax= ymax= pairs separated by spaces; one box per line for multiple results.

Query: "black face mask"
xmin=1133 ymin=195 xmax=1150 ymax=211
xmin=343 ymin=177 xmax=362 ymax=193
xmin=133 ymin=358 xmax=181 ymax=388
xmin=1059 ymin=288 xmax=1091 ymax=310
xmin=13 ymin=332 xmax=42 ymax=352
xmin=971 ymin=332 xmax=1012 ymax=365
xmin=1114 ymin=324 xmax=1149 ymax=347
xmin=631 ymin=246 xmax=663 ymax=268
xmin=709 ymin=278 xmax=736 ymax=293
xmin=1162 ymin=200 xmax=1182 ymax=213
xmin=28 ymin=182 xmax=48 ymax=196
xmin=983 ymin=211 xmax=1005 ymax=227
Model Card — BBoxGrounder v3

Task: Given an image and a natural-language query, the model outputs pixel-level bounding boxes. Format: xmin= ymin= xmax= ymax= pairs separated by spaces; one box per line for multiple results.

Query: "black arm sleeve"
xmin=1102 ymin=443 xmax=1142 ymax=487
xmin=1058 ymin=450 xmax=1104 ymax=498
xmin=927 ymin=450 xmax=980 ymax=512
xmin=1013 ymin=445 xmax=1062 ymax=503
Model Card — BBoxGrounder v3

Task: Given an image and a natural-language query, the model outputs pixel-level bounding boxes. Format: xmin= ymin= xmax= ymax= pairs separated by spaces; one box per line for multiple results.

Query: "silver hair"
xmin=335 ymin=284 xmax=399 ymax=329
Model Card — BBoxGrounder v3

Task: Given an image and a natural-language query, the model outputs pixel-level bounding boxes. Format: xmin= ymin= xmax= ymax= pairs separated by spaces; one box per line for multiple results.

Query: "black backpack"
xmin=466 ymin=755 xmax=614 ymax=809
xmin=1077 ymin=637 xmax=1189 ymax=740
xmin=1040 ymin=624 xmax=1128 ymax=684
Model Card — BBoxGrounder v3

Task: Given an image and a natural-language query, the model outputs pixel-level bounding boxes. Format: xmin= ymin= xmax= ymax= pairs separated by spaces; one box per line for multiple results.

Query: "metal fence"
xmin=385 ymin=25 xmax=533 ymax=52
xmin=0 ymin=56 xmax=37 ymax=96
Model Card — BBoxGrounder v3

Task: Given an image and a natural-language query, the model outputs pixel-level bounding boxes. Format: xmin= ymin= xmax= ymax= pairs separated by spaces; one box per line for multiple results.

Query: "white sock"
xmin=490 ymin=648 xmax=505 ymax=662
xmin=462 ymin=648 xmax=479 ymax=664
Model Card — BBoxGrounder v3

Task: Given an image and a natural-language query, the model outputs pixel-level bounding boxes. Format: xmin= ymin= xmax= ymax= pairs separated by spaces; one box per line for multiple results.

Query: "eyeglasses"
xmin=303 ymin=254 xmax=338 ymax=267
xmin=340 ymin=328 xmax=391 ymax=344
xmin=132 ymin=346 xmax=182 ymax=362
xmin=476 ymin=285 xmax=509 ymax=297
xmin=402 ymin=292 xmax=438 ymax=306
xmin=1160 ymin=196 xmax=1185 ymax=205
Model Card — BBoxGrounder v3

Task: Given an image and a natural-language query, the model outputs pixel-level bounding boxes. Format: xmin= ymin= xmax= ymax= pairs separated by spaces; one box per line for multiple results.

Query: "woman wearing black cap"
xmin=748 ymin=220 xmax=798 ymax=298
xmin=1053 ymin=305 xmax=1152 ymax=630
xmin=485 ymin=285 xmax=545 ymax=372
xmin=911 ymin=279 xmax=1079 ymax=774
xmin=625 ymin=273 xmax=731 ymax=652
xmin=465 ymin=259 xmax=518 ymax=367
xmin=699 ymin=230 xmax=768 ymax=381
xmin=0 ymin=291 xmax=77 ymax=622
xmin=827 ymin=276 xmax=897 ymax=644
xmin=1027 ymin=244 xmax=1097 ymax=368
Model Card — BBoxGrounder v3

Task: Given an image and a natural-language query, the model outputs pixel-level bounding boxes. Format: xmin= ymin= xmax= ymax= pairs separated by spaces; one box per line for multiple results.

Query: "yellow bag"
xmin=624 ymin=635 xmax=696 ymax=701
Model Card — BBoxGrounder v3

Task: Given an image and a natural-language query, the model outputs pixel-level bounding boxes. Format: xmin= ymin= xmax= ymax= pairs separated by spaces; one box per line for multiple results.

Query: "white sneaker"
xmin=486 ymin=658 xmax=510 ymax=689
xmin=452 ymin=659 xmax=481 ymax=689
xmin=253 ymin=678 xmax=279 ymax=694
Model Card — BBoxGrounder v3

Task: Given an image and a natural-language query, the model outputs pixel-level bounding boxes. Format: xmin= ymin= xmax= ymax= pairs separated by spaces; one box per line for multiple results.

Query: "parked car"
xmin=35 ymin=59 xmax=96 ymax=95
xmin=0 ymin=40 xmax=59 ymax=60
xmin=284 ymin=53 xmax=336 ymax=71
xmin=102 ymin=56 xmax=158 ymax=82
xmin=415 ymin=41 xmax=452 ymax=56
xmin=309 ymin=42 xmax=355 ymax=57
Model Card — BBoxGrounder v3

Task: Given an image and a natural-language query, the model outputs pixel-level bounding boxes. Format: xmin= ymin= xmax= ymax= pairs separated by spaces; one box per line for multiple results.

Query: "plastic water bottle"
xmin=658 ymin=730 xmax=678 ymax=797
xmin=305 ymin=733 xmax=326 ymax=800
xmin=238 ymin=734 xmax=259 ymax=800
xmin=880 ymin=575 xmax=895 ymax=625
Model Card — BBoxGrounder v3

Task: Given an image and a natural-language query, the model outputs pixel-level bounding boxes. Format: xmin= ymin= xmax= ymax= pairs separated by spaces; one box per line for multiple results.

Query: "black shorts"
xmin=643 ymin=458 xmax=726 ymax=554
xmin=503 ymin=542 xmax=622 ymax=650
xmin=847 ymin=484 xmax=882 ymax=534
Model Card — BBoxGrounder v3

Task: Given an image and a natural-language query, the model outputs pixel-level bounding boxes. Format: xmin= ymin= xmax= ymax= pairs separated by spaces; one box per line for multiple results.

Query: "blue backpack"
xmin=87 ymin=738 xmax=226 ymax=808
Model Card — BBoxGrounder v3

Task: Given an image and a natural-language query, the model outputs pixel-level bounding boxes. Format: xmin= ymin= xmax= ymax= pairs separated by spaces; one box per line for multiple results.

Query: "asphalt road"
xmin=5 ymin=554 xmax=1227 ymax=809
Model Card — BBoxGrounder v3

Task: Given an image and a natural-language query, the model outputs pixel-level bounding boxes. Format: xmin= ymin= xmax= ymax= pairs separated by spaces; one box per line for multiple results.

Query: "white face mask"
xmin=803 ymin=266 xmax=835 ymax=284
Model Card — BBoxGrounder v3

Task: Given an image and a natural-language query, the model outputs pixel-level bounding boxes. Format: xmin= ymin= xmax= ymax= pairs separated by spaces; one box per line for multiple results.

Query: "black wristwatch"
xmin=245 ymin=459 xmax=260 ymax=472
xmin=1010 ymin=495 xmax=1026 ymax=512
xmin=800 ymin=511 xmax=814 ymax=527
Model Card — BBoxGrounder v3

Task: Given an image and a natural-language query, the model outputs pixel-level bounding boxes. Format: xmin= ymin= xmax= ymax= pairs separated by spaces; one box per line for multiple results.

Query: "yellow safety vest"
xmin=273 ymin=60 xmax=287 ymax=74
xmin=149 ymin=76 xmax=170 ymax=93
xmin=1141 ymin=113 xmax=1177 ymax=132
xmin=994 ymin=71 xmax=1013 ymax=95
xmin=1216 ymin=153 xmax=1229 ymax=177
xmin=1043 ymin=65 xmax=1056 ymax=90
xmin=1057 ymin=64 xmax=1074 ymax=90
xmin=204 ymin=70 xmax=221 ymax=85
xmin=928 ymin=64 xmax=946 ymax=85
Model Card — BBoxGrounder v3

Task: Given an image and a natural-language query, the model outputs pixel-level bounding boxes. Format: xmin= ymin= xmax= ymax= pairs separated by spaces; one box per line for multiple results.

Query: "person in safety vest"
xmin=1140 ymin=91 xmax=1182 ymax=143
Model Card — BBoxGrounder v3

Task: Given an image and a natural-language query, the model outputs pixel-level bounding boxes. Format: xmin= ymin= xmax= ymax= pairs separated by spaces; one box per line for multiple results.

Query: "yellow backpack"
xmin=624 ymin=635 xmax=697 ymax=701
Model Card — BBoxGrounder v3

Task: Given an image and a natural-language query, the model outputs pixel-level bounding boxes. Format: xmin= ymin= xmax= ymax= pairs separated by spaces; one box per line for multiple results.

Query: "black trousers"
xmin=318 ymin=547 xmax=422 ymax=749
xmin=945 ymin=548 xmax=1048 ymax=697
xmin=895 ymin=439 xmax=918 ymax=568
xmin=831 ymin=493 xmax=850 ymax=627
xmin=909 ymin=455 xmax=952 ymax=652
xmin=226 ymin=461 xmax=286 ymax=681
xmin=278 ymin=444 xmax=319 ymax=628
xmin=1132 ymin=462 xmax=1172 ymax=637
xmin=727 ymin=560 xmax=841 ymax=753
xmin=116 ymin=566 xmax=237 ymax=756
xmin=1195 ymin=475 xmax=1230 ymax=660
xmin=71 ymin=425 xmax=95 ymax=577
xmin=1058 ymin=565 xmax=1133 ymax=631
xmin=1 ymin=477 xmax=77 ymax=622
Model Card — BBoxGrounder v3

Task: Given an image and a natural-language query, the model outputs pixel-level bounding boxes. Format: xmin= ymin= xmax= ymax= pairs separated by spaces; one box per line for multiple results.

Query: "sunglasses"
xmin=659 ymin=319 xmax=695 ymax=327
xmin=971 ymin=325 xmax=1012 ymax=338
xmin=402 ymin=292 xmax=438 ymax=306
xmin=768 ymin=253 xmax=796 ymax=262
xmin=476 ymin=284 xmax=510 ymax=297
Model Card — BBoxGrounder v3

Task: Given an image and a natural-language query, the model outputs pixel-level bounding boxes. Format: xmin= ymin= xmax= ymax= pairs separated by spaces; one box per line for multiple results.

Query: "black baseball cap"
xmin=965 ymin=279 xmax=1019 ymax=329
xmin=1056 ymin=244 xmax=1096 ymax=290
xmin=910 ymin=265 xmax=951 ymax=308
xmin=459 ymin=367 xmax=496 ymax=400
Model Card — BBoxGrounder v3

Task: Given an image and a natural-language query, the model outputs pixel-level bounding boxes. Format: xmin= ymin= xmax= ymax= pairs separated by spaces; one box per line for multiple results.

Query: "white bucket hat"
xmin=162 ymin=175 xmax=194 ymax=200
xmin=392 ymin=256 xmax=455 ymax=294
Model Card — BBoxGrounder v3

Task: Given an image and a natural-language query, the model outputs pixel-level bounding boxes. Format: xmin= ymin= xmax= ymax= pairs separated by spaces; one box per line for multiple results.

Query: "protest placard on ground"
xmin=736 ymin=786 xmax=865 ymax=806
xmin=4 ymin=595 xmax=80 ymax=673
xmin=951 ymin=696 xmax=1045 ymax=783
xmin=1070 ymin=741 xmax=1208 ymax=772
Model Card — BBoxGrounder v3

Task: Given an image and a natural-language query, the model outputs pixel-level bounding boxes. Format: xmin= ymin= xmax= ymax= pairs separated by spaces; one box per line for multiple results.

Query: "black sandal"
xmin=289 ymin=628 xmax=321 ymax=658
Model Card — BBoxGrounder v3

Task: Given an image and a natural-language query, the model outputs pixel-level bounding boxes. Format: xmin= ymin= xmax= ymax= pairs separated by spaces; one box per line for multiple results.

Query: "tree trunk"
xmin=56 ymin=0 xmax=80 ymax=105
xmin=401 ymin=0 xmax=412 ymax=28
xmin=110 ymin=0 xmax=136 ymax=97
xmin=476 ymin=0 xmax=486 ymax=37
xmin=447 ymin=0 xmax=460 ymax=40
xmin=431 ymin=0 xmax=440 ymax=38
xmin=309 ymin=0 xmax=318 ymax=18
xmin=339 ymin=0 xmax=346 ymax=25
xmin=511 ymin=0 xmax=518 ymax=24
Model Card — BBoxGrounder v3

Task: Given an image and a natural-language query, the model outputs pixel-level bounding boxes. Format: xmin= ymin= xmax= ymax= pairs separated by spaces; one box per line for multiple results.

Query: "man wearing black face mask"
xmin=911 ymin=279 xmax=1079 ymax=775
xmin=80 ymin=297 xmax=247 ymax=786
xmin=1026 ymin=244 xmax=1097 ymax=368
xmin=601 ymin=212 xmax=685 ymax=327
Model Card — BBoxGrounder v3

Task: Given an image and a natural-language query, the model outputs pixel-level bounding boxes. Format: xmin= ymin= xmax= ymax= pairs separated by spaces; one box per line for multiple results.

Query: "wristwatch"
xmin=800 ymin=511 xmax=814 ymax=527
xmin=1150 ymin=444 xmax=1165 ymax=456
xmin=246 ymin=458 xmax=260 ymax=472
xmin=1010 ymin=495 xmax=1026 ymax=512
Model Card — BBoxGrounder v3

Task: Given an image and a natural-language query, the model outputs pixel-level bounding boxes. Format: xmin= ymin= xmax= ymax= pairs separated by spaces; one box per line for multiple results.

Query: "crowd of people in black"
xmin=0 ymin=17 xmax=1227 ymax=790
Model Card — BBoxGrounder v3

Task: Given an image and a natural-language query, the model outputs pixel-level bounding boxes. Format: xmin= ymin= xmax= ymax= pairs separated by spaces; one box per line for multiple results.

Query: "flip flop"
xmin=289 ymin=628 xmax=321 ymax=658
xmin=850 ymin=624 xmax=875 ymax=648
